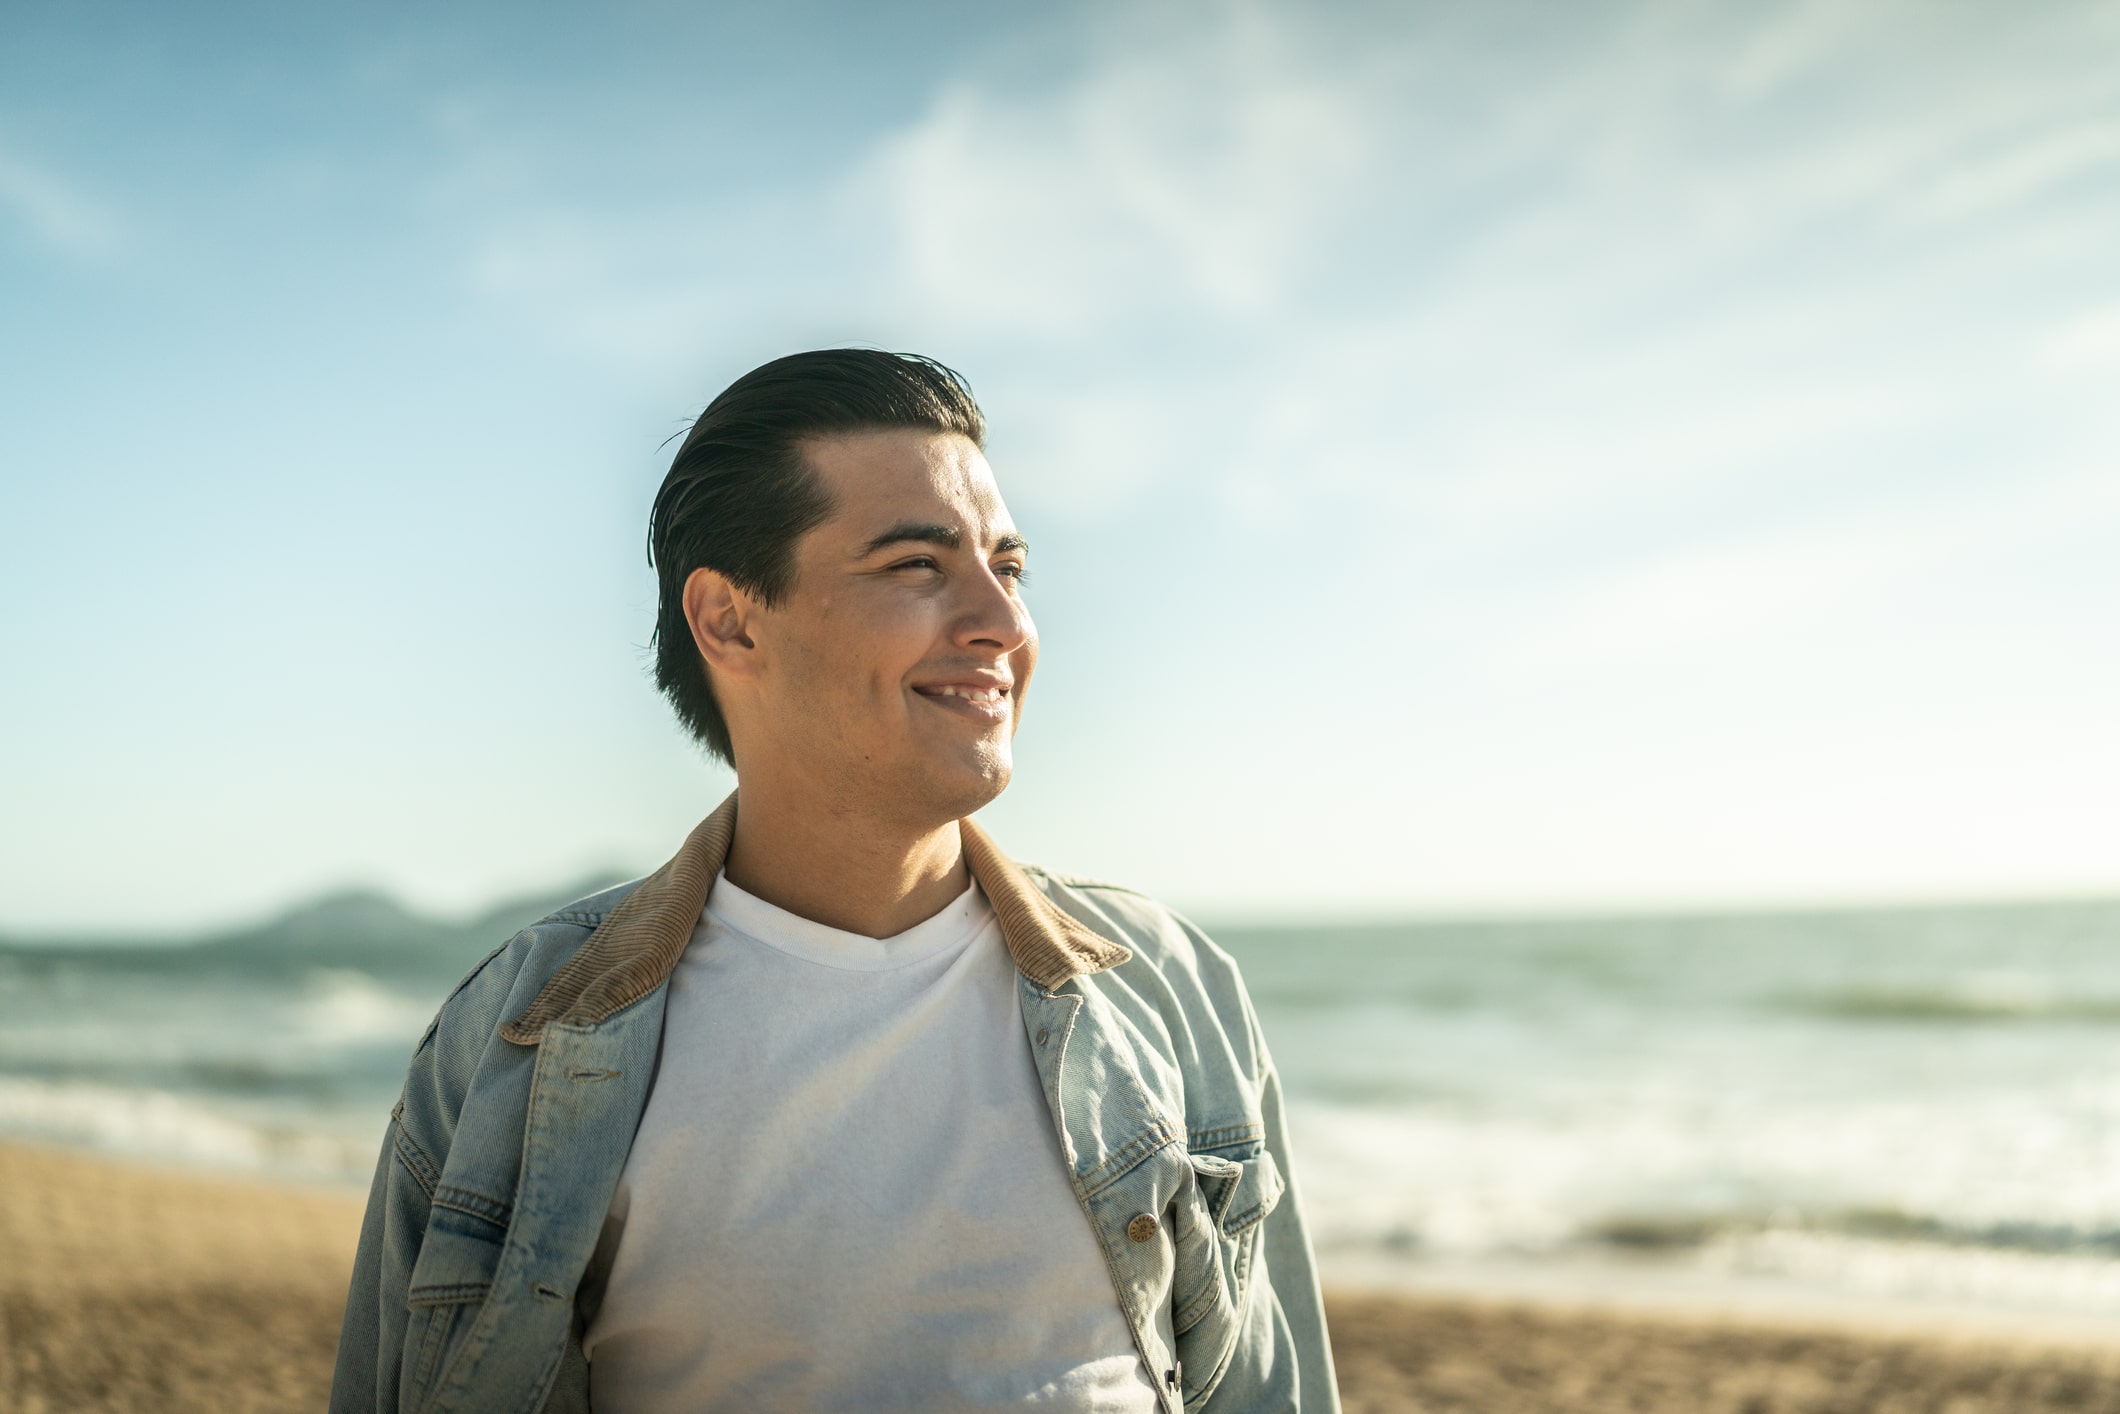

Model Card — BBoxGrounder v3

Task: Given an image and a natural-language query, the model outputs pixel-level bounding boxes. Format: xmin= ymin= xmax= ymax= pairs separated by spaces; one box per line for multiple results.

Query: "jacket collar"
xmin=500 ymin=791 xmax=1130 ymax=1045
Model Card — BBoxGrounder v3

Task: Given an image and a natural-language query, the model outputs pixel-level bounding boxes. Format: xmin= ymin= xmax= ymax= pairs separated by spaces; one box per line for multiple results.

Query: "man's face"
xmin=736 ymin=428 xmax=1037 ymax=825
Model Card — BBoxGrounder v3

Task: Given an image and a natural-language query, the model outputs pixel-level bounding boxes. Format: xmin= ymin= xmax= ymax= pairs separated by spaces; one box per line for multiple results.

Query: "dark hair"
xmin=649 ymin=348 xmax=987 ymax=764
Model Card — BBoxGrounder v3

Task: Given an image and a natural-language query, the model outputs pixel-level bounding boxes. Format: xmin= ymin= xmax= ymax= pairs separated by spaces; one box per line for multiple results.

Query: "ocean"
xmin=4 ymin=891 xmax=2117 ymax=1323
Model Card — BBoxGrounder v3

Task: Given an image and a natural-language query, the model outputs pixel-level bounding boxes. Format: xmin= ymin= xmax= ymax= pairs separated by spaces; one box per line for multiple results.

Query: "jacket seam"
xmin=1025 ymin=992 xmax=1178 ymax=1413
xmin=410 ymin=1304 xmax=452 ymax=1396
xmin=1224 ymin=1195 xmax=1276 ymax=1236
xmin=1222 ymin=1151 xmax=1284 ymax=1237
xmin=1027 ymin=869 xmax=1153 ymax=902
xmin=1077 ymin=1118 xmax=1185 ymax=1196
xmin=407 ymin=1280 xmax=492 ymax=1307
xmin=1173 ymin=1285 xmax=1220 ymax=1336
xmin=412 ymin=939 xmax=522 ymax=1060
xmin=1187 ymin=1121 xmax=1264 ymax=1151
xmin=1173 ymin=1232 xmax=1263 ymax=1408
xmin=392 ymin=1119 xmax=441 ymax=1197
xmin=432 ymin=1185 xmax=512 ymax=1228
xmin=435 ymin=1036 xmax=583 ymax=1399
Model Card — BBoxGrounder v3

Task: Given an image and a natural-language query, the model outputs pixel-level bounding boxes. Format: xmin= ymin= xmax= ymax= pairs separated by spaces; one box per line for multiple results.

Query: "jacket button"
xmin=1127 ymin=1213 xmax=1159 ymax=1243
xmin=1035 ymin=1028 xmax=1050 ymax=1046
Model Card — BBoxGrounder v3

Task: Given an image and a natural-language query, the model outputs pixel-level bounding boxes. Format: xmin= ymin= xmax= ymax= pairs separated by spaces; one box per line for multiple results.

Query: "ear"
xmin=682 ymin=566 xmax=761 ymax=683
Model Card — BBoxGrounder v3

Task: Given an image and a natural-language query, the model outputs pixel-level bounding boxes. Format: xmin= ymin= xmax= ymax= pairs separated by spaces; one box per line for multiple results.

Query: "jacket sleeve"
xmin=330 ymin=1105 xmax=438 ymax=1413
xmin=1256 ymin=1045 xmax=1341 ymax=1411
xmin=1202 ymin=1027 xmax=1342 ymax=1412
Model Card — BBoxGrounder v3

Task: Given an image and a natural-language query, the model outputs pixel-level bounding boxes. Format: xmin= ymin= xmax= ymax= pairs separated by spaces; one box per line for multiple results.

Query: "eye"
xmin=995 ymin=562 xmax=1030 ymax=584
xmin=892 ymin=555 xmax=941 ymax=572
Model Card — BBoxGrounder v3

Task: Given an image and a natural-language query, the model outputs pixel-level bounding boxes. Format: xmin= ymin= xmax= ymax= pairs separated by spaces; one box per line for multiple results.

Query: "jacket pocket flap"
xmin=1185 ymin=1147 xmax=1284 ymax=1237
xmin=407 ymin=1221 xmax=504 ymax=1307
xmin=1217 ymin=1148 xmax=1283 ymax=1238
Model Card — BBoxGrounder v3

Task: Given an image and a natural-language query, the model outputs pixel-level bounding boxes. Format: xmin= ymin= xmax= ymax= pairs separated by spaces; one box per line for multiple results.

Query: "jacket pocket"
xmin=1170 ymin=1146 xmax=1285 ymax=1406
xmin=404 ymin=1215 xmax=505 ymax=1408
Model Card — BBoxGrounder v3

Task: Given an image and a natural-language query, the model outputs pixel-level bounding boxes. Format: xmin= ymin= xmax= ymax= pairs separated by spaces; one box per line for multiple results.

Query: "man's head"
xmin=650 ymin=350 xmax=1035 ymax=827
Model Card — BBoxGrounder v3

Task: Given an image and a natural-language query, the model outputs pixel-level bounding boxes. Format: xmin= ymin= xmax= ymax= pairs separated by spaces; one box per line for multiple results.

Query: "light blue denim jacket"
xmin=332 ymin=796 xmax=1339 ymax=1413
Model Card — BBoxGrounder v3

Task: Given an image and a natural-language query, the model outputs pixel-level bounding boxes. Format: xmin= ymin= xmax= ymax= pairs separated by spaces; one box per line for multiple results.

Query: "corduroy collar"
xmin=499 ymin=792 xmax=1130 ymax=1045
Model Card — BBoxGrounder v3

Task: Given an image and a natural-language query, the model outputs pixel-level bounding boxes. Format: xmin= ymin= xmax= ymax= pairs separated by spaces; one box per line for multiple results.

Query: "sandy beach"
xmin=3 ymin=1142 xmax=2116 ymax=1413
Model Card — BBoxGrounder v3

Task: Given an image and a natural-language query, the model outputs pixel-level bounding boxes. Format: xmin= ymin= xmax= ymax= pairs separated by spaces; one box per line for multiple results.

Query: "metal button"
xmin=1127 ymin=1213 xmax=1159 ymax=1243
xmin=1035 ymin=1028 xmax=1049 ymax=1046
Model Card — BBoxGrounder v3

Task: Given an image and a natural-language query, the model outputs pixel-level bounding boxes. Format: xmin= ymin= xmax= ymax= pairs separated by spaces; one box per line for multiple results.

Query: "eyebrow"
xmin=858 ymin=523 xmax=1030 ymax=558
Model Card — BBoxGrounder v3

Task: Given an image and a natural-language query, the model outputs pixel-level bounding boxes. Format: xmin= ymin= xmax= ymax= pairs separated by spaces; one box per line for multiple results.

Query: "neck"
xmin=720 ymin=784 xmax=969 ymax=939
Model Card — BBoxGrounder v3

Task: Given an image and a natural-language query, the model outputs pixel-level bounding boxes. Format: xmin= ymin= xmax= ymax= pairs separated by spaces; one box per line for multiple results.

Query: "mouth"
xmin=911 ymin=681 xmax=1013 ymax=723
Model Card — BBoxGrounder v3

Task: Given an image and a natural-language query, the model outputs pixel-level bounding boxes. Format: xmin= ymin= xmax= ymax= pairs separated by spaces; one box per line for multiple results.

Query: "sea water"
xmin=1219 ymin=901 xmax=2120 ymax=1321
xmin=4 ymin=896 xmax=2117 ymax=1320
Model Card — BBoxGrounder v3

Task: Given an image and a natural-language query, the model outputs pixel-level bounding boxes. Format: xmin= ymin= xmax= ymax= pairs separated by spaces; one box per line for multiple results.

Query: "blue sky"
xmin=5 ymin=0 xmax=2118 ymax=932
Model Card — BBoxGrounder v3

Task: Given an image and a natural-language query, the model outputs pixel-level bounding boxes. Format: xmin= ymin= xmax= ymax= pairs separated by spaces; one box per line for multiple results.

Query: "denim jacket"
xmin=332 ymin=795 xmax=1340 ymax=1413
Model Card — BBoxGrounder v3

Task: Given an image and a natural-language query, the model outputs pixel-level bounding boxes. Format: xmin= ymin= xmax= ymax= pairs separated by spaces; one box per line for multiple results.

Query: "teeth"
xmin=935 ymin=686 xmax=1003 ymax=703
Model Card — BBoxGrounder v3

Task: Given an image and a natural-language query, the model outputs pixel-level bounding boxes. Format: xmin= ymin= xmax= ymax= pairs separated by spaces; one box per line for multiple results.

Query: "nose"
xmin=952 ymin=563 xmax=1034 ymax=656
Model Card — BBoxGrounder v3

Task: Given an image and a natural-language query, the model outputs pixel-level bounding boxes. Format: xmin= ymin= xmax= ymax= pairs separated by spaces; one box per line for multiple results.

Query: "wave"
xmin=1583 ymin=1206 xmax=2120 ymax=1258
xmin=1324 ymin=1202 xmax=2120 ymax=1313
xmin=296 ymin=967 xmax=439 ymax=1044
xmin=1786 ymin=983 xmax=2120 ymax=1023
xmin=0 ymin=1075 xmax=385 ymax=1180
xmin=1704 ymin=1228 xmax=2120 ymax=1311
xmin=1320 ymin=1190 xmax=2120 ymax=1268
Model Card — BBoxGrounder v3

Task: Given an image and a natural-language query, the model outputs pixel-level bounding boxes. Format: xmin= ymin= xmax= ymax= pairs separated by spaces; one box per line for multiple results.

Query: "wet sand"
xmin=3 ymin=1142 xmax=2115 ymax=1412
xmin=1328 ymin=1291 xmax=2120 ymax=1413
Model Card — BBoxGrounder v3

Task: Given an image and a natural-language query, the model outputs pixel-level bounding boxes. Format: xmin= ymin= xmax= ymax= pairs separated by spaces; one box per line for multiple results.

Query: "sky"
xmin=4 ymin=0 xmax=2118 ymax=933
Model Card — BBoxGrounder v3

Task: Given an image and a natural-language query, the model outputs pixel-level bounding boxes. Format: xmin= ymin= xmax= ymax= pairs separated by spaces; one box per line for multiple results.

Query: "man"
xmin=332 ymin=350 xmax=1339 ymax=1412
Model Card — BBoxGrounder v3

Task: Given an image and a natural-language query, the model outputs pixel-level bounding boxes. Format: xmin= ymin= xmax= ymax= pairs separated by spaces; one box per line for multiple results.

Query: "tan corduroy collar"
xmin=499 ymin=792 xmax=1131 ymax=1045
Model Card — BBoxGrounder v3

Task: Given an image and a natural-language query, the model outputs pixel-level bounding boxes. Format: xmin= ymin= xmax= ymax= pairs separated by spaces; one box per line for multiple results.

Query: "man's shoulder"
xmin=529 ymin=876 xmax=648 ymax=931
xmin=414 ymin=876 xmax=648 ymax=1062
xmin=1021 ymin=865 xmax=1187 ymax=944
xmin=1018 ymin=865 xmax=1250 ymax=1005
xmin=1017 ymin=864 xmax=1272 ymax=1108
xmin=394 ymin=874 xmax=656 ymax=1157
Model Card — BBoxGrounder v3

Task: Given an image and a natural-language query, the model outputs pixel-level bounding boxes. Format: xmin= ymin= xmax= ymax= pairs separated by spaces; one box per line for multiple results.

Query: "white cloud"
xmin=1912 ymin=121 xmax=2120 ymax=224
xmin=0 ymin=145 xmax=119 ymax=257
xmin=825 ymin=0 xmax=2120 ymax=532
xmin=2043 ymin=303 xmax=2120 ymax=374
xmin=436 ymin=0 xmax=2120 ymax=530
xmin=859 ymin=5 xmax=1375 ymax=340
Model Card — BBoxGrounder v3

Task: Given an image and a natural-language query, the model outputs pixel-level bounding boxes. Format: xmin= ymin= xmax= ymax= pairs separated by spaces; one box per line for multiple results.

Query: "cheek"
xmin=821 ymin=603 xmax=936 ymax=703
xmin=780 ymin=609 xmax=888 ymax=713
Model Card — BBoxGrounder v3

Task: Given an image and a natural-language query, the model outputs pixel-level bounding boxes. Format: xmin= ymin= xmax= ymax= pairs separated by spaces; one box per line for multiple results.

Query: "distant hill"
xmin=217 ymin=888 xmax=427 ymax=949
xmin=0 ymin=871 xmax=638 ymax=981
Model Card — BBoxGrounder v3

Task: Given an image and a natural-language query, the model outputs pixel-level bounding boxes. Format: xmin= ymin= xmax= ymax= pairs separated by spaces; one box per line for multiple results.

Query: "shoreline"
xmin=3 ymin=1140 xmax=2116 ymax=1412
xmin=1319 ymin=1249 xmax=2120 ymax=1354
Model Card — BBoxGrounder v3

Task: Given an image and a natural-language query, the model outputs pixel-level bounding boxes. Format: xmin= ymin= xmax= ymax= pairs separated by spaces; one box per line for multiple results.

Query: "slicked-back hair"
xmin=649 ymin=349 xmax=987 ymax=764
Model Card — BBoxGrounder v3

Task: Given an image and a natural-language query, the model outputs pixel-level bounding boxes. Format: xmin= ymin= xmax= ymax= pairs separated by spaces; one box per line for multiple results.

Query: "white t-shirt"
xmin=581 ymin=871 xmax=1159 ymax=1413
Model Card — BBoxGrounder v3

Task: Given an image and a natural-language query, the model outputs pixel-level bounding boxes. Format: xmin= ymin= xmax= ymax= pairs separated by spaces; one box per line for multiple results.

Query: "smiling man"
xmin=332 ymin=350 xmax=1339 ymax=1413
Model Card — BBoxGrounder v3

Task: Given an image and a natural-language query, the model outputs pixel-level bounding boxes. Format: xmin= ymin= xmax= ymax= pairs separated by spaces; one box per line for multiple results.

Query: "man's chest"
xmin=578 ymin=932 xmax=1158 ymax=1411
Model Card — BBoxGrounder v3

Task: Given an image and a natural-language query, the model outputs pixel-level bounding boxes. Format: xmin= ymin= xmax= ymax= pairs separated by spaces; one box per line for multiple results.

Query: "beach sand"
xmin=1328 ymin=1293 xmax=2120 ymax=1413
xmin=3 ymin=1142 xmax=2116 ymax=1413
xmin=0 ymin=1143 xmax=363 ymax=1413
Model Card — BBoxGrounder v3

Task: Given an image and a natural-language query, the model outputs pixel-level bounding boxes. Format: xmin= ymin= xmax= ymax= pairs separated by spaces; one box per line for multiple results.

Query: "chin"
xmin=946 ymin=754 xmax=1012 ymax=817
xmin=914 ymin=741 xmax=1013 ymax=824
